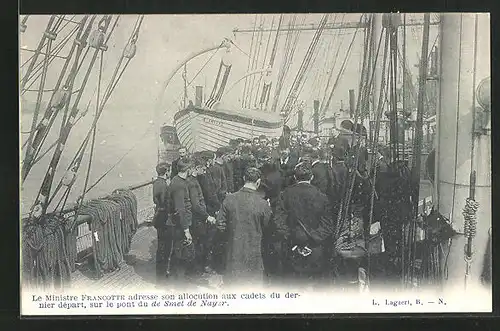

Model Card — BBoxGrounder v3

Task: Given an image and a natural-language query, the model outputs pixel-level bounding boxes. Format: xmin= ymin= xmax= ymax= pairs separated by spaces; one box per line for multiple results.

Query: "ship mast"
xmin=436 ymin=13 xmax=491 ymax=292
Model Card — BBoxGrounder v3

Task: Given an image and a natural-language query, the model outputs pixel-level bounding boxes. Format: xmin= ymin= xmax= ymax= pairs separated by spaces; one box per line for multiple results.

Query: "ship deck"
xmin=69 ymin=181 xmax=433 ymax=290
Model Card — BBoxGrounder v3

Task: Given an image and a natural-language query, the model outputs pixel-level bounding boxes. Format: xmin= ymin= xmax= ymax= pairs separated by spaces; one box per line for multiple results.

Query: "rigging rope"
xmin=282 ymin=14 xmax=329 ymax=122
xmin=20 ymin=15 xmax=66 ymax=87
xmin=21 ymin=16 xmax=78 ymax=86
xmin=253 ymin=16 xmax=274 ymax=108
xmin=271 ymin=15 xmax=303 ymax=113
xmin=48 ymin=16 xmax=141 ymax=212
xmin=336 ymin=21 xmax=387 ymax=243
xmin=79 ymin=50 xmax=104 ymax=209
xmin=320 ymin=14 xmax=364 ymax=119
xmin=242 ymin=15 xmax=258 ymax=107
xmin=23 ymin=19 xmax=59 ymax=178
xmin=20 ymin=16 xmax=57 ymax=90
xmin=258 ymin=15 xmax=283 ymax=109
xmin=30 ymin=16 xmax=111 ymax=220
xmin=22 ymin=15 xmax=93 ymax=183
xmin=464 ymin=14 xmax=480 ymax=290
xmin=20 ymin=16 xmax=78 ymax=79
xmin=247 ymin=16 xmax=265 ymax=108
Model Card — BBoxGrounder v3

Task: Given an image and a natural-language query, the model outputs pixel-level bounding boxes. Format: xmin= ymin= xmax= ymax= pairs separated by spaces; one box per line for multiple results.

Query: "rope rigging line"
xmin=289 ymin=22 xmax=334 ymax=123
xmin=366 ymin=31 xmax=392 ymax=283
xmin=337 ymin=21 xmax=387 ymax=242
xmin=161 ymin=42 xmax=225 ymax=113
xmin=47 ymin=16 xmax=142 ymax=212
xmin=316 ymin=14 xmax=342 ymax=104
xmin=20 ymin=26 xmax=81 ymax=99
xmin=23 ymin=22 xmax=58 ymax=177
xmin=56 ymin=16 xmax=143 ymax=209
xmin=304 ymin=14 xmax=345 ymax=128
xmin=253 ymin=15 xmax=275 ymax=108
xmin=29 ymin=15 xmax=112 ymax=220
xmin=83 ymin=124 xmax=154 ymax=196
xmin=242 ymin=15 xmax=258 ymax=108
xmin=20 ymin=15 xmax=57 ymax=91
xmin=20 ymin=15 xmax=67 ymax=89
xmin=20 ymin=16 xmax=78 ymax=72
xmin=21 ymin=15 xmax=94 ymax=184
xmin=75 ymin=49 xmax=104 ymax=211
xmin=259 ymin=14 xmax=284 ymax=109
xmin=320 ymin=14 xmax=365 ymax=119
xmin=463 ymin=13 xmax=480 ymax=291
xmin=282 ymin=14 xmax=329 ymax=122
xmin=28 ymin=15 xmax=95 ymax=157
xmin=246 ymin=16 xmax=265 ymax=108
xmin=271 ymin=15 xmax=303 ymax=113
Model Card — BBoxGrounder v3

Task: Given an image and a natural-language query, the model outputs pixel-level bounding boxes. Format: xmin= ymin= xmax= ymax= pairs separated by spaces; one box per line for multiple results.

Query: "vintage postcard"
xmin=19 ymin=13 xmax=491 ymax=315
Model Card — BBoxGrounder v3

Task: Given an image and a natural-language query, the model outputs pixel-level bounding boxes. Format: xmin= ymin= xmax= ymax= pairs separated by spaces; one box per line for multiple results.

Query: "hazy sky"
xmin=20 ymin=13 xmax=489 ymax=130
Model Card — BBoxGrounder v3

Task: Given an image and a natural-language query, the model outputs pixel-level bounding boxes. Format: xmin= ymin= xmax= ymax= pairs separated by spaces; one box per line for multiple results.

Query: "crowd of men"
xmin=152 ymin=131 xmax=413 ymax=290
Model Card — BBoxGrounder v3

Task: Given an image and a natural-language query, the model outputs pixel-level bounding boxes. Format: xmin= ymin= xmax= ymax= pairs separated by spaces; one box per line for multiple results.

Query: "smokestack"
xmin=195 ymin=86 xmax=203 ymax=107
xmin=313 ymin=100 xmax=319 ymax=134
xmin=297 ymin=108 xmax=304 ymax=131
xmin=349 ymin=89 xmax=356 ymax=117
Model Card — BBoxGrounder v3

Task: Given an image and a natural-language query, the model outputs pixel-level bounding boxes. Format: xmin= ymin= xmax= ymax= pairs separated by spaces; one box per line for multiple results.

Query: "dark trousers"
xmin=155 ymin=226 xmax=174 ymax=283
xmin=190 ymin=221 xmax=216 ymax=274
xmin=209 ymin=228 xmax=228 ymax=274
xmin=169 ymin=228 xmax=195 ymax=289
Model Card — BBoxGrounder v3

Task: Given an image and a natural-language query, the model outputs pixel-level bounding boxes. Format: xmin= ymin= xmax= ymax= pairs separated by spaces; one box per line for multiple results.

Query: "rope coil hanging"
xmin=77 ymin=190 xmax=138 ymax=278
xmin=22 ymin=190 xmax=138 ymax=287
xmin=463 ymin=198 xmax=478 ymax=241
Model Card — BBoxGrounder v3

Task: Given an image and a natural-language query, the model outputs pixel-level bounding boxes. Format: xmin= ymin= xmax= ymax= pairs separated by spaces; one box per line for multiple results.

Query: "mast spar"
xmin=436 ymin=13 xmax=491 ymax=292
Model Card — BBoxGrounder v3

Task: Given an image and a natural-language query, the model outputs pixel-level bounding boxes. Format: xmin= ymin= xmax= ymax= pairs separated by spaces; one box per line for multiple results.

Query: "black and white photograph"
xmin=19 ymin=13 xmax=491 ymax=315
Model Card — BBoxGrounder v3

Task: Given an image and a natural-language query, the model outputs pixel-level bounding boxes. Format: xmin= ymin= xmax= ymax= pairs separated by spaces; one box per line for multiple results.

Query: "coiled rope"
xmin=22 ymin=190 xmax=138 ymax=287
xmin=22 ymin=215 xmax=72 ymax=290
xmin=463 ymin=198 xmax=479 ymax=243
xmin=76 ymin=190 xmax=138 ymax=278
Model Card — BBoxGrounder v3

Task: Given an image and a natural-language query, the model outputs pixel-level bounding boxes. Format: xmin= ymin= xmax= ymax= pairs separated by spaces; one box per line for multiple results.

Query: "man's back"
xmin=169 ymin=175 xmax=192 ymax=230
xmin=153 ymin=177 xmax=168 ymax=210
xmin=311 ymin=161 xmax=330 ymax=195
xmin=186 ymin=176 xmax=209 ymax=221
xmin=218 ymin=187 xmax=272 ymax=284
xmin=197 ymin=172 xmax=220 ymax=216
xmin=275 ymin=182 xmax=334 ymax=244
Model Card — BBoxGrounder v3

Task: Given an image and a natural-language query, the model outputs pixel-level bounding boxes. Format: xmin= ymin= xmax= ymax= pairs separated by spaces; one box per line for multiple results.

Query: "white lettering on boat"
xmin=203 ymin=117 xmax=224 ymax=127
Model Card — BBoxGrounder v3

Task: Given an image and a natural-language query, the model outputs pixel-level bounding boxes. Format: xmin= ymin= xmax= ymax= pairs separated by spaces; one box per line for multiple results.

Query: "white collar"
xmin=297 ymin=180 xmax=311 ymax=185
xmin=312 ymin=160 xmax=320 ymax=167
xmin=243 ymin=183 xmax=258 ymax=191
